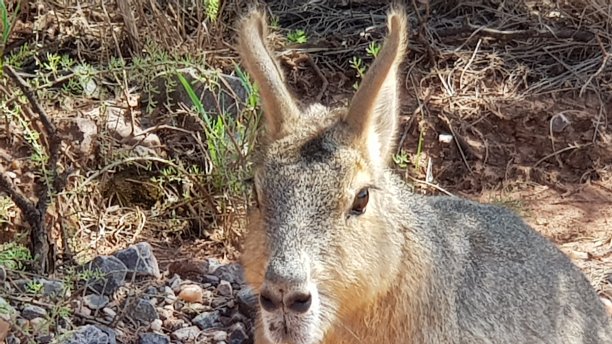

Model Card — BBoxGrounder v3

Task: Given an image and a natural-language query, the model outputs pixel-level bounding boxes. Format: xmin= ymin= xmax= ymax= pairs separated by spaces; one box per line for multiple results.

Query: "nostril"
xmin=259 ymin=290 xmax=280 ymax=312
xmin=286 ymin=292 xmax=312 ymax=313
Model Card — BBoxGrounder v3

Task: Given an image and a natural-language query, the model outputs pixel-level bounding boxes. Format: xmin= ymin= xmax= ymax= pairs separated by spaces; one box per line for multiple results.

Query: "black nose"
xmin=259 ymin=288 xmax=313 ymax=313
xmin=286 ymin=291 xmax=312 ymax=313
xmin=259 ymin=289 xmax=281 ymax=312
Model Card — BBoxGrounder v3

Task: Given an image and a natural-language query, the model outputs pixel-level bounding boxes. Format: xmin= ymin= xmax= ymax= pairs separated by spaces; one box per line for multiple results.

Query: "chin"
xmin=260 ymin=294 xmax=328 ymax=344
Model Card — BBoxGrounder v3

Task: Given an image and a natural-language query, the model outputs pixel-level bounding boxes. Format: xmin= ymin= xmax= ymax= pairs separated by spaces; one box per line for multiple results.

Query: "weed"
xmin=366 ymin=41 xmax=382 ymax=57
xmin=349 ymin=56 xmax=366 ymax=90
xmin=393 ymin=150 xmax=410 ymax=169
xmin=287 ymin=29 xmax=308 ymax=44
xmin=204 ymin=0 xmax=220 ymax=21
xmin=0 ymin=242 xmax=31 ymax=270
xmin=25 ymin=280 xmax=44 ymax=295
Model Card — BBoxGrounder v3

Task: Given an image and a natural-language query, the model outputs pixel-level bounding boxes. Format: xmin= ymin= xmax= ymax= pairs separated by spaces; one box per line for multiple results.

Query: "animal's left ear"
xmin=343 ymin=7 xmax=408 ymax=165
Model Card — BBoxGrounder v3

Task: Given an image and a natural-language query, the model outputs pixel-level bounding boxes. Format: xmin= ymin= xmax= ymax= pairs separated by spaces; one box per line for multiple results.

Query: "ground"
xmin=0 ymin=0 xmax=611 ymax=342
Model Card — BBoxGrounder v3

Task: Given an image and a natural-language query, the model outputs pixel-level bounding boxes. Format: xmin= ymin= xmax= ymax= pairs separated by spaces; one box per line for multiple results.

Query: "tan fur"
xmin=236 ymin=4 xmax=612 ymax=344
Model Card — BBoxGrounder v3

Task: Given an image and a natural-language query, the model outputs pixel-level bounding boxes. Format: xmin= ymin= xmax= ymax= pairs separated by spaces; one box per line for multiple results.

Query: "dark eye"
xmin=350 ymin=188 xmax=369 ymax=215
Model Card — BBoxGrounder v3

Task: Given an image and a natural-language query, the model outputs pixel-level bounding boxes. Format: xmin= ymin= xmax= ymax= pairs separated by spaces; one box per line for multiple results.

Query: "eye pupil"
xmin=351 ymin=188 xmax=369 ymax=215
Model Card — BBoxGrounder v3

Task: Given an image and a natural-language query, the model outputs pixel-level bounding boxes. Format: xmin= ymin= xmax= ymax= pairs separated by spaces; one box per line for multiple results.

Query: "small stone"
xmin=36 ymin=278 xmax=66 ymax=298
xmin=0 ymin=318 xmax=10 ymax=341
xmin=163 ymin=318 xmax=185 ymax=332
xmin=6 ymin=334 xmax=20 ymax=344
xmin=207 ymin=258 xmax=223 ymax=274
xmin=29 ymin=317 xmax=47 ymax=332
xmin=158 ymin=307 xmax=173 ymax=320
xmin=236 ymin=287 xmax=257 ymax=318
xmin=216 ymin=280 xmax=232 ymax=297
xmin=150 ymin=319 xmax=163 ymax=332
xmin=213 ymin=264 xmax=244 ymax=285
xmin=59 ymin=325 xmax=111 ymax=344
xmin=21 ymin=305 xmax=47 ymax=320
xmin=35 ymin=334 xmax=53 ymax=343
xmin=192 ymin=310 xmax=221 ymax=330
xmin=171 ymin=326 xmax=200 ymax=341
xmin=169 ymin=275 xmax=182 ymax=293
xmin=102 ymin=307 xmax=116 ymax=320
xmin=96 ymin=325 xmax=117 ymax=344
xmin=178 ymin=284 xmax=203 ymax=303
xmin=211 ymin=297 xmax=227 ymax=308
xmin=551 ymin=113 xmax=571 ymax=132
xmin=213 ymin=331 xmax=228 ymax=342
xmin=139 ymin=332 xmax=170 ymax=344
xmin=113 ymin=242 xmax=161 ymax=279
xmin=82 ymin=294 xmax=110 ymax=310
xmin=81 ymin=256 xmax=128 ymax=295
xmin=0 ymin=267 xmax=6 ymax=283
xmin=228 ymin=323 xmax=249 ymax=344
xmin=0 ymin=297 xmax=17 ymax=321
xmin=202 ymin=275 xmax=220 ymax=285
xmin=127 ymin=298 xmax=159 ymax=324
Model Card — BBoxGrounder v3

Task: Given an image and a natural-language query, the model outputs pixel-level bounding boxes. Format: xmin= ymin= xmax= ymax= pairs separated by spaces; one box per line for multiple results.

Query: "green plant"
xmin=366 ymin=41 xmax=382 ymax=57
xmin=393 ymin=150 xmax=410 ymax=168
xmin=287 ymin=29 xmax=308 ymax=44
xmin=0 ymin=242 xmax=31 ymax=270
xmin=25 ymin=280 xmax=44 ymax=295
xmin=349 ymin=56 xmax=366 ymax=90
xmin=204 ymin=0 xmax=220 ymax=21
xmin=0 ymin=0 xmax=18 ymax=58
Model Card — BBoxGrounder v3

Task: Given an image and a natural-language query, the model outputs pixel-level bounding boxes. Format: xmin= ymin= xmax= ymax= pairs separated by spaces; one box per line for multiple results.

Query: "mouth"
xmin=261 ymin=305 xmax=323 ymax=344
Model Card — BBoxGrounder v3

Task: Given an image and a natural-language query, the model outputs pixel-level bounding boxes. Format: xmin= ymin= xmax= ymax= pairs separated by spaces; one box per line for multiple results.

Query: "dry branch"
xmin=2 ymin=65 xmax=66 ymax=274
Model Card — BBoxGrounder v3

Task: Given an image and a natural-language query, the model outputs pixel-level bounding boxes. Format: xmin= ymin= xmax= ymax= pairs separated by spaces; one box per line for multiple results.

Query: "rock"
xmin=150 ymin=319 xmax=163 ymax=332
xmin=171 ymin=326 xmax=200 ymax=341
xmin=163 ymin=286 xmax=177 ymax=304
xmin=102 ymin=307 xmax=116 ymax=320
xmin=207 ymin=259 xmax=223 ymax=274
xmin=213 ymin=264 xmax=244 ymax=285
xmin=81 ymin=256 xmax=127 ymax=295
xmin=6 ymin=334 xmax=20 ymax=344
xmin=0 ymin=266 xmax=6 ymax=282
xmin=236 ymin=287 xmax=257 ymax=318
xmin=0 ymin=297 xmax=17 ymax=321
xmin=35 ymin=334 xmax=53 ymax=343
xmin=177 ymin=284 xmax=204 ymax=303
xmin=216 ymin=280 xmax=233 ymax=297
xmin=113 ymin=242 xmax=161 ymax=279
xmin=228 ymin=323 xmax=249 ymax=344
xmin=127 ymin=298 xmax=159 ymax=325
xmin=57 ymin=325 xmax=111 ymax=344
xmin=169 ymin=275 xmax=182 ymax=293
xmin=211 ymin=296 xmax=228 ymax=308
xmin=95 ymin=325 xmax=117 ymax=344
xmin=37 ymin=278 xmax=66 ymax=298
xmin=82 ymin=294 xmax=109 ymax=310
xmin=203 ymin=274 xmax=220 ymax=285
xmin=213 ymin=331 xmax=228 ymax=342
xmin=192 ymin=310 xmax=222 ymax=330
xmin=138 ymin=332 xmax=170 ymax=344
xmin=21 ymin=305 xmax=47 ymax=320
xmin=29 ymin=317 xmax=47 ymax=332
xmin=0 ymin=318 xmax=10 ymax=341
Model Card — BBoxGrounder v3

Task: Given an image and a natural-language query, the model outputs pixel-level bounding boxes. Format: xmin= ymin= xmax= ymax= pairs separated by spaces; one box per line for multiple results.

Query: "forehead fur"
xmin=253 ymin=106 xmax=370 ymax=187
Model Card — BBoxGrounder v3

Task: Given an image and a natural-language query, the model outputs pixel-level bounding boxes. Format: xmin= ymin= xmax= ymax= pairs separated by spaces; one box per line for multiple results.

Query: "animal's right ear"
xmin=237 ymin=9 xmax=299 ymax=140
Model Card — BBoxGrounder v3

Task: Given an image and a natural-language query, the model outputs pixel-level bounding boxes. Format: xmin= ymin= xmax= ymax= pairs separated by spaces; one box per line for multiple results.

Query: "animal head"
xmin=237 ymin=6 xmax=408 ymax=344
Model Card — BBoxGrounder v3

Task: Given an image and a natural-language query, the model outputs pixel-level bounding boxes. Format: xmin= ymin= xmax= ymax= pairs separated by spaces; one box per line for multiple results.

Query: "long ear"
xmin=237 ymin=9 xmax=299 ymax=140
xmin=344 ymin=7 xmax=408 ymax=164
